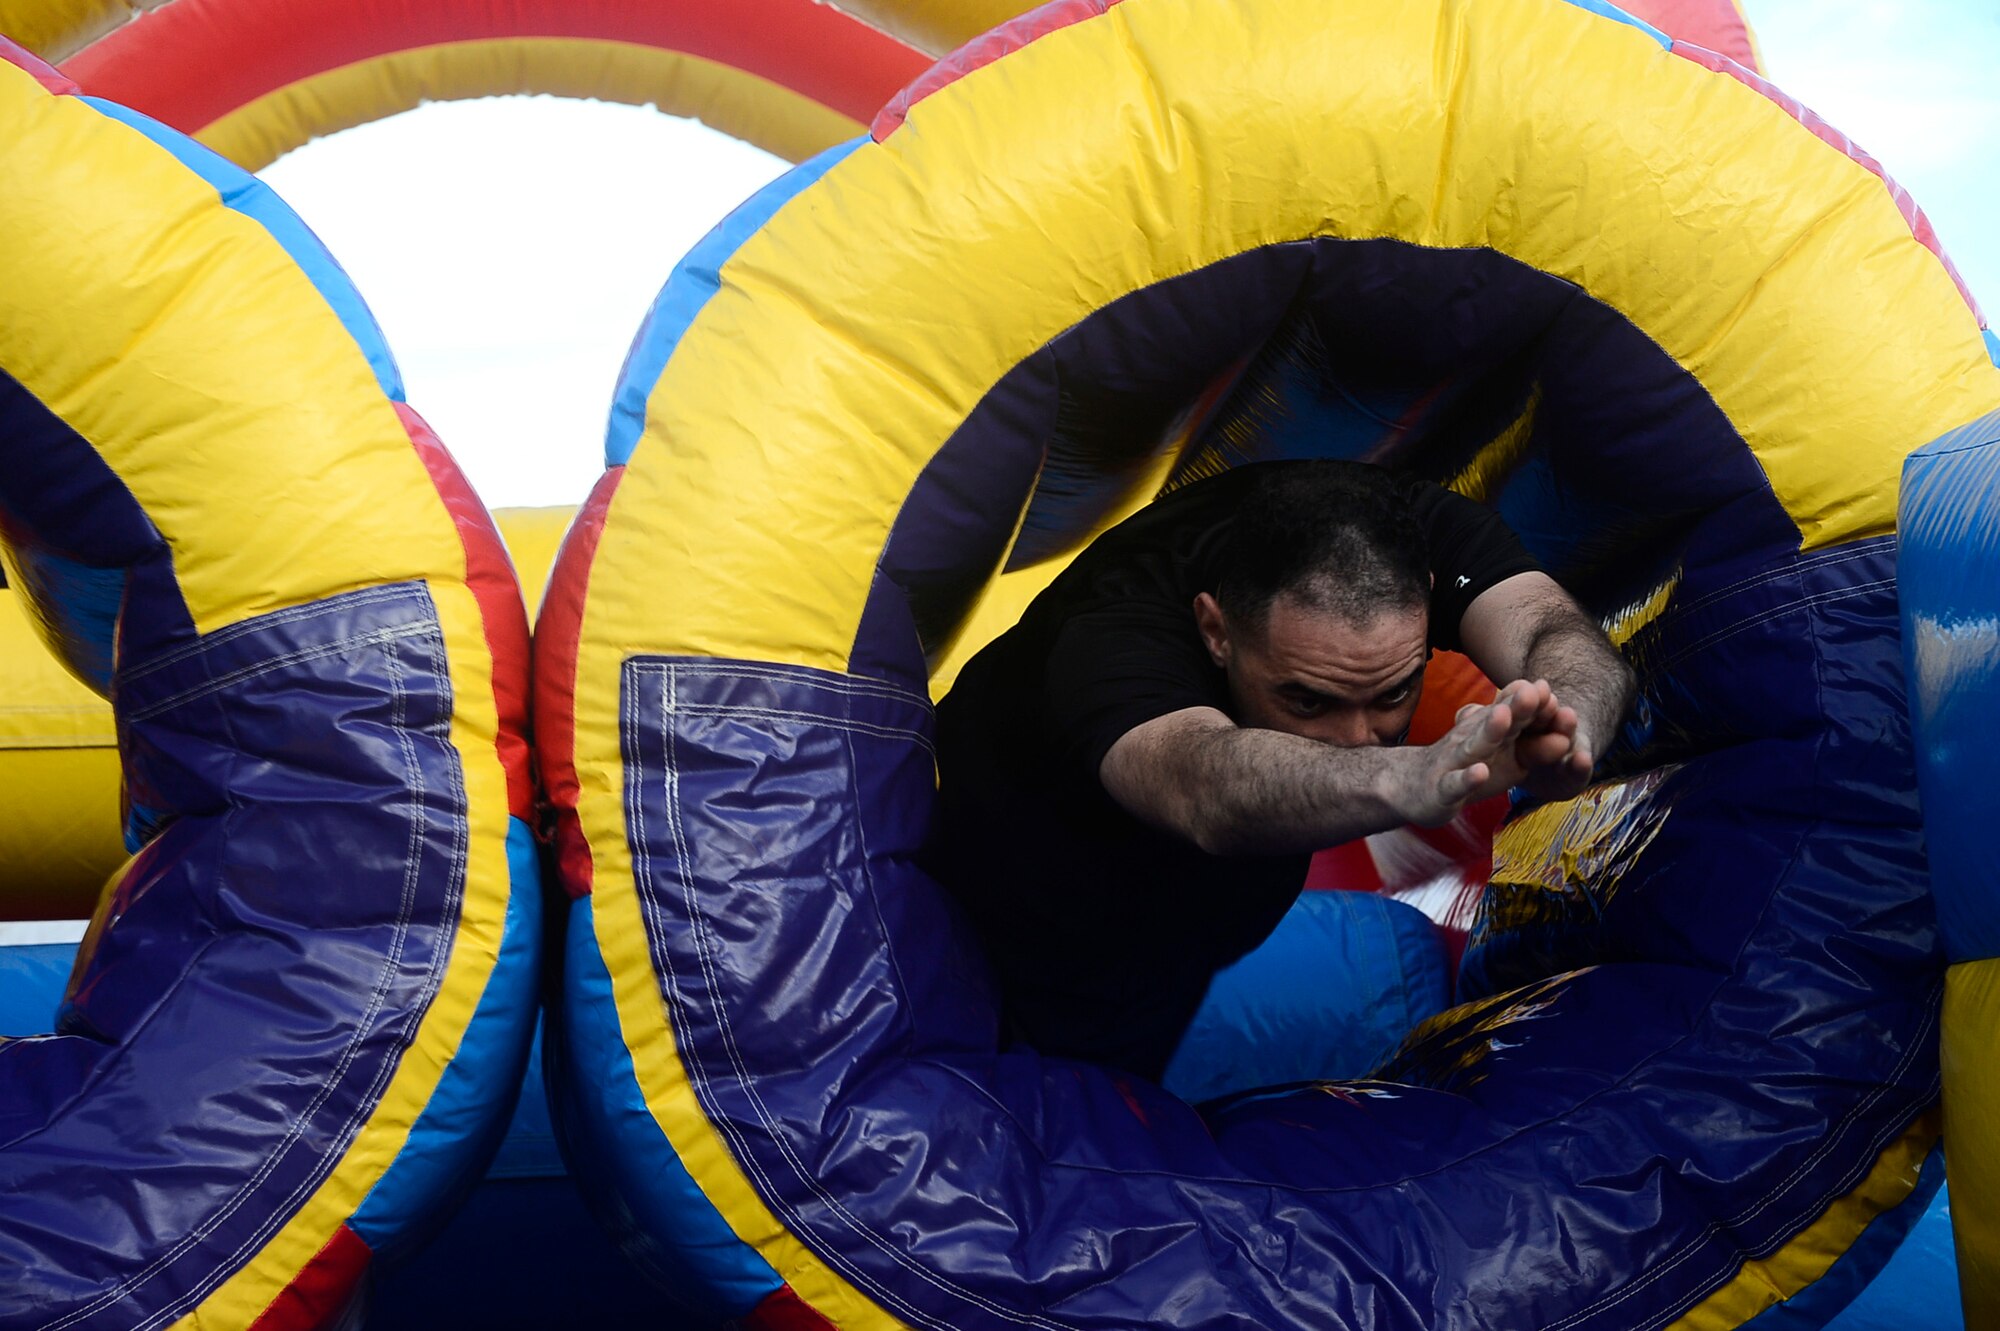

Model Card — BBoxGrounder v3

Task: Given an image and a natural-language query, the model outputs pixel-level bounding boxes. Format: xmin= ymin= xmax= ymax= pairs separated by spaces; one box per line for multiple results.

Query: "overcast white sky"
xmin=258 ymin=0 xmax=2000 ymax=511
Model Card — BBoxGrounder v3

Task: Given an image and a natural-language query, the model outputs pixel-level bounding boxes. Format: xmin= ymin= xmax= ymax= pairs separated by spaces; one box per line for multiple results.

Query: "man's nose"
xmin=1321 ymin=709 xmax=1379 ymax=748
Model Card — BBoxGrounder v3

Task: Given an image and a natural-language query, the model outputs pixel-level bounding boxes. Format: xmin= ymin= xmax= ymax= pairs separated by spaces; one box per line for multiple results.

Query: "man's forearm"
xmin=1518 ymin=609 xmax=1635 ymax=759
xmin=1100 ymin=690 xmax=1542 ymax=857
xmin=1164 ymin=723 xmax=1411 ymax=856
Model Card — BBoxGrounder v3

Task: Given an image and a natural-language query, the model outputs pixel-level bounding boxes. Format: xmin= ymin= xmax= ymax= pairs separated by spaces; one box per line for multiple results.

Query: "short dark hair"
xmin=1214 ymin=462 xmax=1429 ymax=631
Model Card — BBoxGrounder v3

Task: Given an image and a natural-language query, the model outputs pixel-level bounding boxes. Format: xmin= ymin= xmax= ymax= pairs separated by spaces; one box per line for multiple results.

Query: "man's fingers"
xmin=1495 ymin=680 xmax=1551 ymax=729
xmin=1531 ymin=679 xmax=1560 ymax=729
xmin=1439 ymin=760 xmax=1489 ymax=806
xmin=1494 ymin=686 xmax=1541 ymax=742
xmin=1467 ymin=700 xmax=1514 ymax=756
xmin=1517 ymin=730 xmax=1575 ymax=768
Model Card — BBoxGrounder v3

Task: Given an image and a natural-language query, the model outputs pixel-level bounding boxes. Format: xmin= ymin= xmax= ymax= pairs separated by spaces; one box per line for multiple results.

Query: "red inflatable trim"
xmin=247 ymin=1223 xmax=371 ymax=1331
xmin=399 ymin=402 xmax=537 ymax=822
xmin=63 ymin=0 xmax=928 ymax=138
xmin=874 ymin=0 xmax=1128 ymax=140
xmin=532 ymin=464 xmax=624 ymax=900
xmin=2 ymin=33 xmax=80 ymax=94
xmin=743 ymin=1283 xmax=840 ymax=1331
xmin=1622 ymin=0 xmax=1758 ymax=71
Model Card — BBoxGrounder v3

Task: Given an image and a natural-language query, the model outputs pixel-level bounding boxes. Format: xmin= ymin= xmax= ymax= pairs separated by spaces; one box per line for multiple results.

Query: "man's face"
xmin=1194 ymin=590 xmax=1428 ymax=747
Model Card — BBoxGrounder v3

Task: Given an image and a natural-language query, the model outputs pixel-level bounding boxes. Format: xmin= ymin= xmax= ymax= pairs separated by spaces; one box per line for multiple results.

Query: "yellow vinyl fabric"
xmin=1 ymin=47 xmax=536 ymax=1328
xmin=0 ymin=507 xmax=572 ymax=920
xmin=831 ymin=0 xmax=1028 ymax=57
xmin=1663 ymin=1114 xmax=1944 ymax=1330
xmin=1944 ymin=957 xmax=2000 ymax=1318
xmin=0 ymin=0 xmax=141 ymax=62
xmin=0 ymin=77 xmax=460 ymax=633
xmin=552 ymin=0 xmax=1997 ymax=1325
xmin=0 ymin=586 xmax=121 ymax=912
xmin=839 ymin=0 xmax=1765 ymax=68
xmin=491 ymin=504 xmax=577 ymax=617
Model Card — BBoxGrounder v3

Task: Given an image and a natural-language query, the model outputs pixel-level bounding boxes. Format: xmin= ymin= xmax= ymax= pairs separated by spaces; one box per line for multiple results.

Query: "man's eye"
xmin=1285 ymin=694 xmax=1328 ymax=716
xmin=1375 ymin=687 xmax=1412 ymax=708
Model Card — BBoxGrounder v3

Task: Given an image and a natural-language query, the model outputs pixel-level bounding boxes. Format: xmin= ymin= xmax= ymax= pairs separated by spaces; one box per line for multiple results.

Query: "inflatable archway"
xmin=0 ymin=0 xmax=1758 ymax=174
xmin=539 ymin=1 xmax=1996 ymax=1328
xmin=0 ymin=38 xmax=539 ymax=1326
xmin=5 ymin=0 xmax=926 ymax=168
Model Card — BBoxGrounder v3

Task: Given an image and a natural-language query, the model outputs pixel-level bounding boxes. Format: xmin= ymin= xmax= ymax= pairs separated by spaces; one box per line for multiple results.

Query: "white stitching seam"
xmin=641 ymin=661 xmax=1075 ymax=1331
xmin=674 ymin=661 xmax=932 ymax=709
xmin=122 ymin=585 xmax=419 ymax=683
xmin=1657 ymin=579 xmax=1895 ymax=675
xmin=126 ymin=623 xmax=436 ymax=722
xmin=1538 ymin=991 xmax=1941 ymax=1331
xmin=39 ymin=599 xmax=460 ymax=1331
xmin=1658 ymin=540 xmax=1891 ymax=626
xmin=665 ymin=702 xmax=935 ymax=756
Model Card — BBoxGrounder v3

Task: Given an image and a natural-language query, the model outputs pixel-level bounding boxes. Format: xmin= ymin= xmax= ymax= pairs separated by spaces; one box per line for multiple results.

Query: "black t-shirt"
xmin=929 ymin=462 xmax=1539 ymax=1080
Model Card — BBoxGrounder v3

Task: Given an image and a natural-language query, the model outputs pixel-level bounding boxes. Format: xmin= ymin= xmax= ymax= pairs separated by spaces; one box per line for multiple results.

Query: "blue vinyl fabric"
xmin=8 ymin=926 xmax=1955 ymax=1329
xmin=0 ymin=364 xmax=186 ymax=696
xmin=1816 ymin=1174 xmax=1964 ymax=1331
xmin=0 ymin=584 xmax=473 ymax=1325
xmin=553 ymin=893 xmax=786 ymax=1322
xmin=347 ymin=817 xmax=545 ymax=1261
xmin=0 ymin=942 xmax=76 ymax=1036
xmin=1161 ymin=890 xmax=1450 ymax=1104
xmin=1899 ymin=407 xmax=2000 ymax=963
xmin=0 ymin=941 xmax=668 ymax=1330
xmin=624 ymin=651 xmax=1936 ymax=1330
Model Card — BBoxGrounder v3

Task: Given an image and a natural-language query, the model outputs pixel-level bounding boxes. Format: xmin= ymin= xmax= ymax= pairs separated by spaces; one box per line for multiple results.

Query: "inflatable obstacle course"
xmin=2 ymin=0 xmax=1991 ymax=1326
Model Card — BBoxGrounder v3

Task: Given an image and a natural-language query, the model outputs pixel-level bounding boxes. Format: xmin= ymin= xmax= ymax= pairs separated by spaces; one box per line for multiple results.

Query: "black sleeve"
xmin=1407 ymin=481 xmax=1542 ymax=651
xmin=1040 ymin=598 xmax=1218 ymax=790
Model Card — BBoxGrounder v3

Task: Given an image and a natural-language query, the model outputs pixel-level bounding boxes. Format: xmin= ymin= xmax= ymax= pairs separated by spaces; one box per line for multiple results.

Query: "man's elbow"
xmin=1182 ymin=801 xmax=1267 ymax=857
xmin=1187 ymin=820 xmax=1240 ymax=858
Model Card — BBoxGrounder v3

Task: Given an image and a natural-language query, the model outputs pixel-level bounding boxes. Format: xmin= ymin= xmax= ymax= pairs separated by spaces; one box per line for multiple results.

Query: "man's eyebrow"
xmin=1371 ymin=664 xmax=1427 ymax=702
xmin=1274 ymin=664 xmax=1426 ymax=705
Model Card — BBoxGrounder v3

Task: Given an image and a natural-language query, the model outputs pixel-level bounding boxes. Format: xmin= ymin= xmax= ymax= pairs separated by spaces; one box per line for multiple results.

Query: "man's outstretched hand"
xmin=1395 ymin=679 xmax=1557 ymax=827
xmin=1457 ymin=676 xmax=1597 ymax=802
